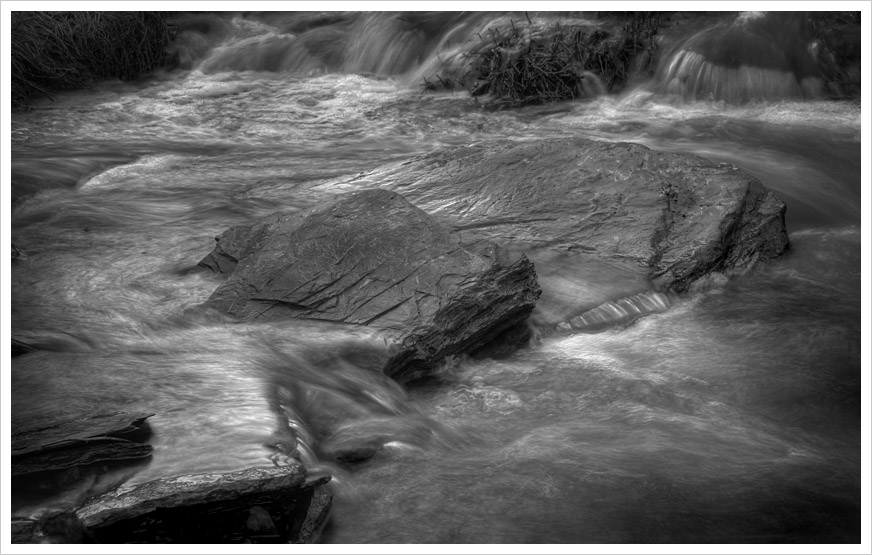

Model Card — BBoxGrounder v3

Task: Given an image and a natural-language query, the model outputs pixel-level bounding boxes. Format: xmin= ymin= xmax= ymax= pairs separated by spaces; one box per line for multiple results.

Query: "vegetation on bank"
xmin=424 ymin=13 xmax=661 ymax=108
xmin=11 ymin=12 xmax=176 ymax=109
xmin=807 ymin=11 xmax=862 ymax=99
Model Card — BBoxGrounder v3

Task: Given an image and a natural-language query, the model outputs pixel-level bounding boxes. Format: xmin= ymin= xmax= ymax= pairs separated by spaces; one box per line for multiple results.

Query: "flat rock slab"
xmin=12 ymin=440 xmax=153 ymax=476
xmin=200 ymin=188 xmax=541 ymax=382
xmin=345 ymin=137 xmax=789 ymax=293
xmin=12 ymin=411 xmax=153 ymax=457
xmin=12 ymin=412 xmax=154 ymax=475
xmin=75 ymin=465 xmax=331 ymax=543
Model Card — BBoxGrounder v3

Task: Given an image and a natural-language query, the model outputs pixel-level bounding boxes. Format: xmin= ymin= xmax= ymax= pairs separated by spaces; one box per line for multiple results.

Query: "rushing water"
xmin=8 ymin=12 xmax=864 ymax=544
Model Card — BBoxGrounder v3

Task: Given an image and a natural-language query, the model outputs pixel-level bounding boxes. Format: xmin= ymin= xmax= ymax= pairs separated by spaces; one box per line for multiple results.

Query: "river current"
xmin=7 ymin=11 xmax=865 ymax=545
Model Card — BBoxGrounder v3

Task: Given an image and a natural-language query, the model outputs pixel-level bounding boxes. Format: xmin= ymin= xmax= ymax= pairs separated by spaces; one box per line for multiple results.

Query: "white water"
xmin=9 ymin=12 xmax=862 ymax=544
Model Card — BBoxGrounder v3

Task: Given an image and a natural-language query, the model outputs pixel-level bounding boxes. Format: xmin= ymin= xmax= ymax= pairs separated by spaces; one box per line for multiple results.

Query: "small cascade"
xmin=163 ymin=11 xmax=618 ymax=88
xmin=260 ymin=338 xmax=465 ymax=468
xmin=657 ymin=12 xmax=825 ymax=103
xmin=559 ymin=291 xmax=675 ymax=333
xmin=166 ymin=12 xmax=238 ymax=69
xmin=166 ymin=12 xmax=488 ymax=79
xmin=577 ymin=70 xmax=607 ymax=98
xmin=198 ymin=33 xmax=319 ymax=74
xmin=340 ymin=12 xmax=451 ymax=76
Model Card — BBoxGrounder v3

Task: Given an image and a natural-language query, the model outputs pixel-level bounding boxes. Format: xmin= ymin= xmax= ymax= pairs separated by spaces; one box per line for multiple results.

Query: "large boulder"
xmin=344 ymin=137 xmax=789 ymax=293
xmin=74 ymin=466 xmax=332 ymax=543
xmin=199 ymin=188 xmax=541 ymax=382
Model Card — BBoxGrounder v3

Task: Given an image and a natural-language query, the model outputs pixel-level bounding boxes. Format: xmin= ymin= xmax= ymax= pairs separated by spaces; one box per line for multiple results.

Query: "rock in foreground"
xmin=200 ymin=189 xmax=541 ymax=382
xmin=75 ymin=466 xmax=331 ymax=544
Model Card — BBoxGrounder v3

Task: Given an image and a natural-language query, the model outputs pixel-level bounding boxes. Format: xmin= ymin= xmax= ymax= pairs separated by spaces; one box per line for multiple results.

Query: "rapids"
xmin=8 ymin=11 xmax=863 ymax=544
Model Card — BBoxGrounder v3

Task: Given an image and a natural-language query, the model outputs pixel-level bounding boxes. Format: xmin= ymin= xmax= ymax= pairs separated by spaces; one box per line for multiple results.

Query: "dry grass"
xmin=807 ymin=12 xmax=861 ymax=99
xmin=12 ymin=12 xmax=176 ymax=108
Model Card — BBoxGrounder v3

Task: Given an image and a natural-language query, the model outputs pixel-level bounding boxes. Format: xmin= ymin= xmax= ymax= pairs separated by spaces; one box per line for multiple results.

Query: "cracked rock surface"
xmin=348 ymin=137 xmax=789 ymax=293
xmin=199 ymin=188 xmax=542 ymax=382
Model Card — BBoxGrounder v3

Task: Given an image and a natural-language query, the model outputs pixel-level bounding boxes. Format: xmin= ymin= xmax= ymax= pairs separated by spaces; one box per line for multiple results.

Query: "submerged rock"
xmin=321 ymin=415 xmax=435 ymax=463
xmin=75 ymin=465 xmax=332 ymax=543
xmin=11 ymin=337 xmax=36 ymax=357
xmin=12 ymin=511 xmax=95 ymax=544
xmin=199 ymin=188 xmax=541 ymax=382
xmin=11 ymin=412 xmax=156 ymax=543
xmin=347 ymin=137 xmax=789 ymax=294
xmin=12 ymin=243 xmax=27 ymax=262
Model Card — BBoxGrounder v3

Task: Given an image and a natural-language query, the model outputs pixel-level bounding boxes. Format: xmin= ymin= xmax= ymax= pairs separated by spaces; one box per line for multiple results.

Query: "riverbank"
xmin=11 ymin=12 xmax=175 ymax=109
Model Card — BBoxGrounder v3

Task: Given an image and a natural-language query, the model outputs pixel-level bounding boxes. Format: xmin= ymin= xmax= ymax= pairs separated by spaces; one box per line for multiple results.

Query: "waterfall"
xmin=166 ymin=11 xmax=836 ymax=106
xmin=657 ymin=12 xmax=825 ymax=103
xmin=168 ymin=12 xmax=487 ymax=78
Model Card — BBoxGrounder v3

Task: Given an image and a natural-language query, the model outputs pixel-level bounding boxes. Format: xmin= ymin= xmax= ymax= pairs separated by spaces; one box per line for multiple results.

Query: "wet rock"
xmin=12 ymin=336 xmax=36 ymax=357
xmin=9 ymin=331 xmax=97 ymax=355
xmin=245 ymin=505 xmax=278 ymax=537
xmin=200 ymin=188 xmax=541 ymax=382
xmin=12 ymin=457 xmax=155 ymax=525
xmin=438 ymin=384 xmax=525 ymax=415
xmin=75 ymin=466 xmax=332 ymax=544
xmin=12 ymin=440 xmax=153 ymax=476
xmin=198 ymin=212 xmax=286 ymax=275
xmin=350 ymin=137 xmax=789 ymax=293
xmin=321 ymin=415 xmax=435 ymax=463
xmin=11 ymin=511 xmax=95 ymax=544
xmin=293 ymin=486 xmax=332 ymax=543
xmin=11 ymin=518 xmax=39 ymax=543
xmin=329 ymin=442 xmax=381 ymax=463
xmin=12 ymin=243 xmax=27 ymax=262
xmin=471 ymin=321 xmax=535 ymax=359
xmin=13 ymin=411 xmax=153 ymax=456
xmin=12 ymin=412 xmax=154 ymax=475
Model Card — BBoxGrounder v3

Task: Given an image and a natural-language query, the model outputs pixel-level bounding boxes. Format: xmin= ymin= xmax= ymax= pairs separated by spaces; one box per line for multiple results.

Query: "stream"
xmin=9 ymin=11 xmax=863 ymax=544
